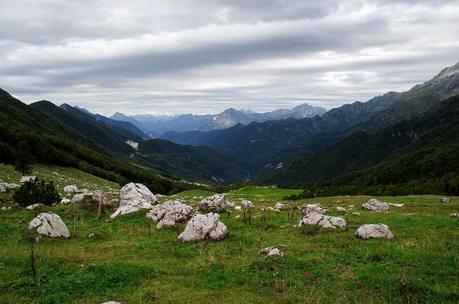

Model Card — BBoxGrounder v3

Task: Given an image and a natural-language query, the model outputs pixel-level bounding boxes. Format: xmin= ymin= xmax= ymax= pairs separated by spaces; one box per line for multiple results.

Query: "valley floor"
xmin=0 ymin=165 xmax=458 ymax=303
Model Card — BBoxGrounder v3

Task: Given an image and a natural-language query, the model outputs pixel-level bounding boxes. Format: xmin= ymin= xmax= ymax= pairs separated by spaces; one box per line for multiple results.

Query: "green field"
xmin=0 ymin=165 xmax=458 ymax=303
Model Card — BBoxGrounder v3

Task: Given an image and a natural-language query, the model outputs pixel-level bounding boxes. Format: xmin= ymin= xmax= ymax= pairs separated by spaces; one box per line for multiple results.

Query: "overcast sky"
xmin=1 ymin=0 xmax=459 ymax=115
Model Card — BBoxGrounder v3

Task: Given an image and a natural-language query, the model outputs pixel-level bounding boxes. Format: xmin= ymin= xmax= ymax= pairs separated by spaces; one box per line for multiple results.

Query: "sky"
xmin=1 ymin=0 xmax=459 ymax=116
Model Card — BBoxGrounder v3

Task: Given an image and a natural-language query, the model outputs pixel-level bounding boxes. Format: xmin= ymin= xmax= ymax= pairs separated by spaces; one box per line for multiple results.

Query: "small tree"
xmin=13 ymin=179 xmax=61 ymax=207
xmin=15 ymin=140 xmax=34 ymax=175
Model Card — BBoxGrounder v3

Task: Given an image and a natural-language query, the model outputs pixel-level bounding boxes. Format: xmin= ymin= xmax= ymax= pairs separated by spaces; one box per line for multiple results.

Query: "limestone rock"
xmin=355 ymin=224 xmax=394 ymax=239
xmin=0 ymin=182 xmax=20 ymax=192
xmin=110 ymin=183 xmax=157 ymax=219
xmin=20 ymin=176 xmax=36 ymax=183
xmin=261 ymin=245 xmax=287 ymax=257
xmin=28 ymin=212 xmax=70 ymax=238
xmin=362 ymin=199 xmax=389 ymax=212
xmin=274 ymin=202 xmax=285 ymax=211
xmin=450 ymin=213 xmax=458 ymax=218
xmin=26 ymin=203 xmax=44 ymax=210
xmin=302 ymin=203 xmax=326 ymax=215
xmin=64 ymin=185 xmax=79 ymax=193
xmin=146 ymin=200 xmax=193 ymax=229
xmin=441 ymin=197 xmax=451 ymax=203
xmin=298 ymin=212 xmax=347 ymax=229
xmin=178 ymin=213 xmax=227 ymax=242
xmin=336 ymin=206 xmax=347 ymax=212
xmin=71 ymin=192 xmax=95 ymax=204
xmin=241 ymin=200 xmax=253 ymax=209
xmin=60 ymin=198 xmax=71 ymax=205
xmin=199 ymin=193 xmax=228 ymax=213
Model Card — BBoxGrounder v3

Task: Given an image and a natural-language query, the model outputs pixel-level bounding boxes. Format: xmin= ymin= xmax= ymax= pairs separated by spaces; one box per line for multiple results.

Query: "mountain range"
xmin=111 ymin=103 xmax=326 ymax=136
xmin=1 ymin=61 xmax=458 ymax=195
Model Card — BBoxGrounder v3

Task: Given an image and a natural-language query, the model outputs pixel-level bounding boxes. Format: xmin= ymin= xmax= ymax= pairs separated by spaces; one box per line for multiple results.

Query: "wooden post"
xmin=73 ymin=201 xmax=77 ymax=237
xmin=96 ymin=196 xmax=103 ymax=219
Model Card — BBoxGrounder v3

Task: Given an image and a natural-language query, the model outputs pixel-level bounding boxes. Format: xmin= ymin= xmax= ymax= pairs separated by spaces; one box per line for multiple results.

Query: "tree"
xmin=15 ymin=140 xmax=33 ymax=175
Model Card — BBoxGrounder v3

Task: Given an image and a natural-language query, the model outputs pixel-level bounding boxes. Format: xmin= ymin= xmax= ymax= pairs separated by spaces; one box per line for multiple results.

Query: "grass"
xmin=0 ymin=164 xmax=458 ymax=303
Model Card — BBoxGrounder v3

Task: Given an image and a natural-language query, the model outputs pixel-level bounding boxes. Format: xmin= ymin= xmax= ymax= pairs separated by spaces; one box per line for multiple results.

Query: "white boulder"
xmin=199 ymin=193 xmax=228 ymax=213
xmin=261 ymin=245 xmax=286 ymax=257
xmin=60 ymin=198 xmax=71 ymax=205
xmin=0 ymin=182 xmax=20 ymax=192
xmin=26 ymin=203 xmax=44 ymax=210
xmin=64 ymin=185 xmax=79 ymax=193
xmin=303 ymin=203 xmax=326 ymax=215
xmin=110 ymin=183 xmax=157 ymax=219
xmin=20 ymin=176 xmax=36 ymax=183
xmin=178 ymin=213 xmax=228 ymax=242
xmin=241 ymin=200 xmax=254 ymax=209
xmin=146 ymin=200 xmax=193 ymax=229
xmin=274 ymin=202 xmax=285 ymax=211
xmin=298 ymin=212 xmax=347 ymax=229
xmin=362 ymin=199 xmax=389 ymax=212
xmin=28 ymin=212 xmax=70 ymax=238
xmin=71 ymin=192 xmax=95 ymax=204
xmin=355 ymin=224 xmax=394 ymax=239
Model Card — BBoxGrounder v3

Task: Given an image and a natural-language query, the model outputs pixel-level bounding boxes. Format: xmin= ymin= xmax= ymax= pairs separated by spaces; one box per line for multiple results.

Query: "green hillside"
xmin=266 ymin=94 xmax=459 ymax=195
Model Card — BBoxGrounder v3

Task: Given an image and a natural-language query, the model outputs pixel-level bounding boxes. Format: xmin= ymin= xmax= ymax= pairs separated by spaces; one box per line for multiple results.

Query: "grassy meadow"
xmin=0 ymin=164 xmax=458 ymax=303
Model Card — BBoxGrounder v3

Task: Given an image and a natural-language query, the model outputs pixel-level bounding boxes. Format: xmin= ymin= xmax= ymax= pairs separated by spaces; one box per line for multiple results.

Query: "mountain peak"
xmin=432 ymin=61 xmax=459 ymax=81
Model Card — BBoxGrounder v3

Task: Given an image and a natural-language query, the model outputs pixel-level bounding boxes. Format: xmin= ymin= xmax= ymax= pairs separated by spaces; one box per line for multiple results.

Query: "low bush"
xmin=13 ymin=179 xmax=60 ymax=207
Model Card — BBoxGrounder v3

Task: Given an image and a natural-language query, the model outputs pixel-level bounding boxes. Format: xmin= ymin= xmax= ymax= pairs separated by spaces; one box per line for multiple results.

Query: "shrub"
xmin=13 ymin=179 xmax=61 ymax=207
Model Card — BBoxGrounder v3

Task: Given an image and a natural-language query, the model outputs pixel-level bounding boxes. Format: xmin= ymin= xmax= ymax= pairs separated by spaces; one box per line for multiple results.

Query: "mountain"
xmin=111 ymin=103 xmax=326 ymax=135
xmin=93 ymin=114 xmax=150 ymax=140
xmin=30 ymin=101 xmax=141 ymax=156
xmin=160 ymin=91 xmax=401 ymax=171
xmin=0 ymin=89 xmax=183 ymax=194
xmin=265 ymin=93 xmax=459 ymax=195
xmin=2 ymin=92 xmax=246 ymax=184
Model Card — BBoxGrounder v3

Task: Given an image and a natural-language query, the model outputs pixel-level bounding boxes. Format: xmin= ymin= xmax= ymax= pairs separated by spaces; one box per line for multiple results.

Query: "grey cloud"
xmin=0 ymin=0 xmax=459 ymax=115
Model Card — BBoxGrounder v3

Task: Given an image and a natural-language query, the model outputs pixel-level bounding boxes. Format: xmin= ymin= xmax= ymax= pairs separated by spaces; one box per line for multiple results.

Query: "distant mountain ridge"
xmin=110 ymin=103 xmax=326 ymax=135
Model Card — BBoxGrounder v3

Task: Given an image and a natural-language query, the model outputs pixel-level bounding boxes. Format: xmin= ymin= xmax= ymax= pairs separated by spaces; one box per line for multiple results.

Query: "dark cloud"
xmin=1 ymin=0 xmax=458 ymax=115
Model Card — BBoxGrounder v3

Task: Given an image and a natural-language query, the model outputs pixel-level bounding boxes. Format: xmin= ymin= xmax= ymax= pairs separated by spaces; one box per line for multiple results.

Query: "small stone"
xmin=274 ymin=202 xmax=285 ymax=211
xmin=20 ymin=176 xmax=37 ymax=183
xmin=261 ymin=245 xmax=287 ymax=257
xmin=336 ymin=206 xmax=347 ymax=212
xmin=298 ymin=212 xmax=347 ymax=229
xmin=303 ymin=203 xmax=326 ymax=215
xmin=64 ymin=185 xmax=79 ymax=193
xmin=26 ymin=203 xmax=43 ymax=210
xmin=241 ymin=200 xmax=254 ymax=209
xmin=450 ymin=213 xmax=458 ymax=218
xmin=441 ymin=197 xmax=451 ymax=203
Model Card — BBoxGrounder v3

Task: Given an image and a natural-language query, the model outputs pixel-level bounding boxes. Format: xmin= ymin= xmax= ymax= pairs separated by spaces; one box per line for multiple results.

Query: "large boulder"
xmin=199 ymin=193 xmax=228 ymax=213
xmin=298 ymin=212 xmax=347 ymax=229
xmin=362 ymin=199 xmax=389 ymax=212
xmin=355 ymin=224 xmax=394 ymax=239
xmin=64 ymin=185 xmax=79 ymax=193
xmin=146 ymin=200 xmax=193 ymax=229
xmin=178 ymin=213 xmax=228 ymax=242
xmin=28 ymin=212 xmax=70 ymax=238
xmin=110 ymin=183 xmax=157 ymax=219
xmin=302 ymin=203 xmax=326 ymax=215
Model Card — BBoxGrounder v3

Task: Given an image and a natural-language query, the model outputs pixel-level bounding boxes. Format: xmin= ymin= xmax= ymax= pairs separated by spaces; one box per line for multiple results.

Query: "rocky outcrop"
xmin=64 ymin=185 xmax=79 ymax=193
xmin=302 ymin=203 xmax=326 ymax=215
xmin=146 ymin=200 xmax=193 ymax=229
xmin=178 ymin=213 xmax=227 ymax=242
xmin=362 ymin=199 xmax=389 ymax=212
xmin=28 ymin=212 xmax=70 ymax=238
xmin=355 ymin=224 xmax=394 ymax=239
xmin=298 ymin=213 xmax=347 ymax=229
xmin=110 ymin=183 xmax=157 ymax=219
xmin=199 ymin=193 xmax=228 ymax=213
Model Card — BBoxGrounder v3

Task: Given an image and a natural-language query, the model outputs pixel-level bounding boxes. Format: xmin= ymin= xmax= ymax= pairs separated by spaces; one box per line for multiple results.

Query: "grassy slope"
xmin=0 ymin=166 xmax=458 ymax=303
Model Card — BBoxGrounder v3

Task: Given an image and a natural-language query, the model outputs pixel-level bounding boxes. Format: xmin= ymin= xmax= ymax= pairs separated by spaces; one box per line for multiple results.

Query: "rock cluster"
xmin=298 ymin=213 xmax=347 ymax=229
xmin=362 ymin=199 xmax=389 ymax=212
xmin=28 ymin=212 xmax=70 ymax=238
xmin=199 ymin=193 xmax=229 ymax=213
xmin=178 ymin=213 xmax=227 ymax=242
xmin=110 ymin=183 xmax=157 ymax=219
xmin=355 ymin=224 xmax=394 ymax=239
xmin=146 ymin=200 xmax=193 ymax=229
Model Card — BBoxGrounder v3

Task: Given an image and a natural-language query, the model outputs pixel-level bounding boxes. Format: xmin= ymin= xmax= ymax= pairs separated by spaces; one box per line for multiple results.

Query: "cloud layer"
xmin=1 ymin=0 xmax=459 ymax=115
